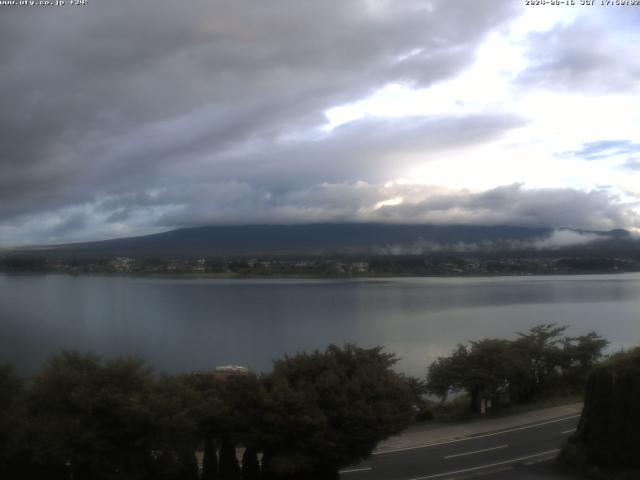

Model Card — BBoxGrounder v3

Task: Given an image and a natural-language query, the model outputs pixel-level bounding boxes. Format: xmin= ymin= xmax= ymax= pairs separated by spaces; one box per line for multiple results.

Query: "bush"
xmin=563 ymin=347 xmax=640 ymax=471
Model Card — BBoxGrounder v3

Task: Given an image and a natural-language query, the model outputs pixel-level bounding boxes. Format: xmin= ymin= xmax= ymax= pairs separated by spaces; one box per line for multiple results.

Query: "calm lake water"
xmin=1 ymin=273 xmax=639 ymax=377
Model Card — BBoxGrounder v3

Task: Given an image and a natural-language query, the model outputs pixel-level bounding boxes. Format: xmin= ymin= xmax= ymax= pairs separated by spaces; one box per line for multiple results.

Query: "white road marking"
xmin=407 ymin=449 xmax=560 ymax=480
xmin=562 ymin=428 xmax=577 ymax=434
xmin=339 ymin=467 xmax=373 ymax=474
xmin=374 ymin=415 xmax=580 ymax=455
xmin=443 ymin=444 xmax=508 ymax=459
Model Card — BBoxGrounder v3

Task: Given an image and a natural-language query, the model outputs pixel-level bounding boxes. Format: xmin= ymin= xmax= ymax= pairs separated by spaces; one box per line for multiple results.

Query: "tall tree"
xmin=261 ymin=344 xmax=415 ymax=478
xmin=145 ymin=375 xmax=201 ymax=478
xmin=562 ymin=347 xmax=640 ymax=470
xmin=427 ymin=325 xmax=609 ymax=411
xmin=202 ymin=436 xmax=219 ymax=480
xmin=26 ymin=352 xmax=156 ymax=479
xmin=512 ymin=324 xmax=569 ymax=400
xmin=427 ymin=339 xmax=526 ymax=412
xmin=0 ymin=364 xmax=25 ymax=479
xmin=219 ymin=438 xmax=240 ymax=480
xmin=425 ymin=345 xmax=467 ymax=401
xmin=241 ymin=447 xmax=260 ymax=480
xmin=188 ymin=372 xmax=265 ymax=479
xmin=561 ymin=332 xmax=609 ymax=386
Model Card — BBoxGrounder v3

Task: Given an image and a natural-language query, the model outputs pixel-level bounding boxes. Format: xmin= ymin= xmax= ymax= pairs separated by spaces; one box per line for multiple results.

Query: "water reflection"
xmin=1 ymin=273 xmax=639 ymax=376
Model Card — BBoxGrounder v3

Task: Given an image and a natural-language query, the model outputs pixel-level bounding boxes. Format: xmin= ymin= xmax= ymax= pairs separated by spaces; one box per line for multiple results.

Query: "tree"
xmin=187 ymin=373 xmax=225 ymax=480
xmin=426 ymin=340 xmax=526 ymax=413
xmin=219 ymin=439 xmax=240 ymax=480
xmin=26 ymin=351 xmax=157 ymax=480
xmin=0 ymin=364 xmax=26 ymax=479
xmin=562 ymin=347 xmax=640 ymax=471
xmin=145 ymin=375 xmax=202 ymax=479
xmin=241 ymin=447 xmax=260 ymax=480
xmin=512 ymin=324 xmax=570 ymax=400
xmin=201 ymin=436 xmax=219 ymax=480
xmin=187 ymin=372 xmax=265 ymax=480
xmin=427 ymin=325 xmax=610 ymax=412
xmin=560 ymin=332 xmax=609 ymax=387
xmin=465 ymin=339 xmax=526 ymax=412
xmin=426 ymin=344 xmax=466 ymax=400
xmin=261 ymin=344 xmax=416 ymax=479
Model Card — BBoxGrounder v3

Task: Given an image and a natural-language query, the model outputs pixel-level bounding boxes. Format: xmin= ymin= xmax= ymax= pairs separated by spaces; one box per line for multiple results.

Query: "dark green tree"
xmin=261 ymin=344 xmax=415 ymax=479
xmin=426 ymin=345 xmax=469 ymax=401
xmin=427 ymin=339 xmax=526 ymax=412
xmin=188 ymin=372 xmax=265 ymax=480
xmin=427 ymin=325 xmax=609 ymax=412
xmin=217 ymin=374 xmax=266 ymax=463
xmin=513 ymin=324 xmax=568 ymax=395
xmin=241 ymin=447 xmax=260 ymax=480
xmin=177 ymin=449 xmax=199 ymax=480
xmin=26 ymin=351 xmax=156 ymax=480
xmin=145 ymin=375 xmax=201 ymax=479
xmin=187 ymin=373 xmax=224 ymax=480
xmin=560 ymin=332 xmax=609 ymax=388
xmin=562 ymin=347 xmax=640 ymax=472
xmin=219 ymin=438 xmax=241 ymax=480
xmin=202 ymin=436 xmax=219 ymax=480
xmin=0 ymin=364 xmax=26 ymax=479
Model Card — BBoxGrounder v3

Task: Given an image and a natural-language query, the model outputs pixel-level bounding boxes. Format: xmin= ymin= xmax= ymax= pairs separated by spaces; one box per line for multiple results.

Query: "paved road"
xmin=340 ymin=413 xmax=582 ymax=480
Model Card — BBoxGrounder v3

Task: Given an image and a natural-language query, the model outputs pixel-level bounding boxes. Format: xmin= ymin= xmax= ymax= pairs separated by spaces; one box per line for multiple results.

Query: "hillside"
xmin=8 ymin=223 xmax=636 ymax=259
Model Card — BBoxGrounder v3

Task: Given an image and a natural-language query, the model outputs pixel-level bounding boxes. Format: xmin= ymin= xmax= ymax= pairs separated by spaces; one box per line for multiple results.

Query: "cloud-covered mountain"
xmin=17 ymin=224 xmax=634 ymax=259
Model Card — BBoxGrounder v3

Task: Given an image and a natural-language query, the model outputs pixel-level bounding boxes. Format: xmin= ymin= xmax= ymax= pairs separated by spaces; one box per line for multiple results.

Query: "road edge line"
xmin=408 ymin=449 xmax=560 ymax=480
xmin=374 ymin=415 xmax=580 ymax=455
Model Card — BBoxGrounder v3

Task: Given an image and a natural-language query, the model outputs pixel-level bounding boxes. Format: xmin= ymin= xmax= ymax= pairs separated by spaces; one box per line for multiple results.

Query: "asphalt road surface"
xmin=340 ymin=414 xmax=581 ymax=480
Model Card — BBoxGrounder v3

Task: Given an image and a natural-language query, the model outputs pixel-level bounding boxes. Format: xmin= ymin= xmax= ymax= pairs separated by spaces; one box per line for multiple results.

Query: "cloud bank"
xmin=2 ymin=182 xmax=637 ymax=247
xmin=1 ymin=0 xmax=639 ymax=245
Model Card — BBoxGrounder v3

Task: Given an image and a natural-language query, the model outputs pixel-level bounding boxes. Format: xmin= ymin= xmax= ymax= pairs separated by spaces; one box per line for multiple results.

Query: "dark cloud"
xmin=2 ymin=1 xmax=637 ymax=246
xmin=208 ymin=113 xmax=526 ymax=189
xmin=2 ymin=180 xmax=637 ymax=246
xmin=142 ymin=182 xmax=638 ymax=233
xmin=0 ymin=0 xmax=521 ymax=243
xmin=48 ymin=212 xmax=89 ymax=237
xmin=374 ymin=184 xmax=638 ymax=231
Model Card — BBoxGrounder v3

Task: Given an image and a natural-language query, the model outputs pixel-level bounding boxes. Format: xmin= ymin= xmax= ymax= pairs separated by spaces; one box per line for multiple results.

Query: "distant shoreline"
xmin=1 ymin=269 xmax=639 ymax=280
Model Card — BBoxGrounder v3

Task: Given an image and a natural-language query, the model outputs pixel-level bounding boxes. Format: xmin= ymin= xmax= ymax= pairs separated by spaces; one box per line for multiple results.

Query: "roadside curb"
xmin=375 ymin=402 xmax=583 ymax=454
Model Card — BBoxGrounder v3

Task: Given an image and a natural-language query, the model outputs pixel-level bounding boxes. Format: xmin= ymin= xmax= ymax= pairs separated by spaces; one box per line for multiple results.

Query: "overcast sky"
xmin=1 ymin=0 xmax=639 ymax=246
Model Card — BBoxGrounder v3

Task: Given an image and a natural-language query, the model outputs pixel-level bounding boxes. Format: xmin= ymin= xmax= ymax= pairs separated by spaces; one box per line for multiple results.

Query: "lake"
xmin=1 ymin=273 xmax=639 ymax=377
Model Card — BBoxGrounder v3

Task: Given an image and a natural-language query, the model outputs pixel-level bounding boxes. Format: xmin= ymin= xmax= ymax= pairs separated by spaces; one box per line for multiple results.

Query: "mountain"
xmin=10 ymin=223 xmax=635 ymax=259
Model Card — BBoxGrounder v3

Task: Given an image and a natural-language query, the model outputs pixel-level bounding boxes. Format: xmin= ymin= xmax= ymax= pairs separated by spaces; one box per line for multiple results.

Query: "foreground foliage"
xmin=261 ymin=345 xmax=414 ymax=478
xmin=426 ymin=324 xmax=608 ymax=413
xmin=561 ymin=347 xmax=640 ymax=474
xmin=0 ymin=328 xmax=607 ymax=479
xmin=0 ymin=345 xmax=417 ymax=480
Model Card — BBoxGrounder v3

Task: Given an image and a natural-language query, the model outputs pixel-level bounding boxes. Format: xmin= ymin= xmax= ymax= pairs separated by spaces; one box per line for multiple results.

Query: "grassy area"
xmin=414 ymin=392 xmax=584 ymax=427
xmin=486 ymin=392 xmax=583 ymax=417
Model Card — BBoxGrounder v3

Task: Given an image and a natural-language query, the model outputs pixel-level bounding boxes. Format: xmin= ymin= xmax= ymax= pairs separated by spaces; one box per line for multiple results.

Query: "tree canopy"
xmin=0 ymin=332 xmax=608 ymax=480
xmin=261 ymin=344 xmax=416 ymax=478
xmin=427 ymin=325 xmax=608 ymax=412
xmin=562 ymin=346 xmax=640 ymax=472
xmin=1 ymin=345 xmax=419 ymax=480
